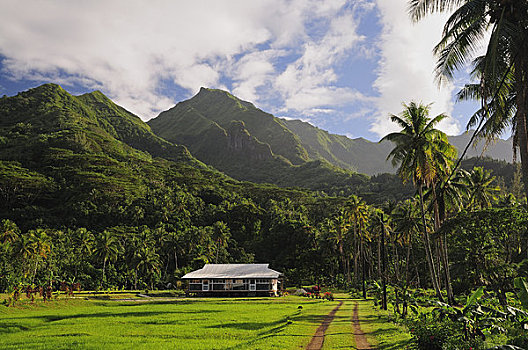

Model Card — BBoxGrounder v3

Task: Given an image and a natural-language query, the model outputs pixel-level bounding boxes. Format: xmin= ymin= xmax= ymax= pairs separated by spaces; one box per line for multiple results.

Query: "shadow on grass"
xmin=0 ymin=323 xmax=29 ymax=334
xmin=24 ymin=309 xmax=220 ymax=323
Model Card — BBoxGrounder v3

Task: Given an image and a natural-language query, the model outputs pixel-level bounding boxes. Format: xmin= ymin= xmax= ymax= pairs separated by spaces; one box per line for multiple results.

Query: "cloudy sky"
xmin=0 ymin=0 xmax=482 ymax=141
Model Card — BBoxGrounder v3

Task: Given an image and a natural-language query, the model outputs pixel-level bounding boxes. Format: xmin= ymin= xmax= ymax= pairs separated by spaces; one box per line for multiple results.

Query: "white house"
xmin=181 ymin=264 xmax=282 ymax=296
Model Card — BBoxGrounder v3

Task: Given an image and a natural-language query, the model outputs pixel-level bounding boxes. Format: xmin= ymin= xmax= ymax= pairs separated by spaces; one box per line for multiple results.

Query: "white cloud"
xmin=371 ymin=0 xmax=461 ymax=138
xmin=0 ymin=0 xmax=333 ymax=119
xmin=0 ymin=0 xmax=376 ymax=124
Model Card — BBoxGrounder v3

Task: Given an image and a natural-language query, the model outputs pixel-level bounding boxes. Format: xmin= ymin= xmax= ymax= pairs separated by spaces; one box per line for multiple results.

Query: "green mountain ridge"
xmin=149 ymin=87 xmax=515 ymax=187
xmin=148 ymin=87 xmax=377 ymax=196
xmin=0 ymin=84 xmax=224 ymax=228
xmin=280 ymin=118 xmax=395 ymax=174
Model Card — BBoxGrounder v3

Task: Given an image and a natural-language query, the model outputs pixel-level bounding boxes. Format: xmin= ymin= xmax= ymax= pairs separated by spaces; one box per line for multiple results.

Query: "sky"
xmin=0 ymin=0 xmax=484 ymax=141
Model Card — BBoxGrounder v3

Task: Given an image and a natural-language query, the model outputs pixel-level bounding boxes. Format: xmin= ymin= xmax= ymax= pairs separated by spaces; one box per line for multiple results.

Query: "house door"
xmin=202 ymin=280 xmax=209 ymax=291
xmin=249 ymin=279 xmax=256 ymax=291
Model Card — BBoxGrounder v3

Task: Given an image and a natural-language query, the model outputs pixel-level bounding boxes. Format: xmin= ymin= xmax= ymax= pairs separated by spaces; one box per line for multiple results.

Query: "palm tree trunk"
xmin=405 ymin=236 xmax=411 ymax=286
xmin=381 ymin=227 xmax=387 ymax=310
xmin=361 ymin=237 xmax=367 ymax=299
xmin=102 ymin=257 xmax=107 ymax=285
xmin=514 ymin=33 xmax=528 ymax=206
xmin=418 ymin=184 xmax=444 ymax=302
xmin=377 ymin=237 xmax=381 ymax=280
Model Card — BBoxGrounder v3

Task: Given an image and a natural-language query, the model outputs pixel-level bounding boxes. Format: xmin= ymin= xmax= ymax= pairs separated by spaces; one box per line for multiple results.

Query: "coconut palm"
xmin=94 ymin=230 xmax=120 ymax=285
xmin=347 ymin=195 xmax=369 ymax=298
xmin=381 ymin=101 xmax=457 ymax=301
xmin=328 ymin=212 xmax=352 ymax=281
xmin=465 ymin=166 xmax=500 ymax=209
xmin=392 ymin=198 xmax=423 ymax=287
xmin=410 ymin=0 xmax=528 ymax=203
xmin=372 ymin=209 xmax=391 ymax=310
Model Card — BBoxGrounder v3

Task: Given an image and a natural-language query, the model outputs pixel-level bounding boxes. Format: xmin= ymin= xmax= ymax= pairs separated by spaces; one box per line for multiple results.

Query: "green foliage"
xmin=441 ymin=208 xmax=528 ymax=295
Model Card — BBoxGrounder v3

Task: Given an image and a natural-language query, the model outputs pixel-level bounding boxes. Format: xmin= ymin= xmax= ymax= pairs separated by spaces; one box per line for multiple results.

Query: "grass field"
xmin=0 ymin=293 xmax=411 ymax=349
xmin=0 ymin=296 xmax=338 ymax=349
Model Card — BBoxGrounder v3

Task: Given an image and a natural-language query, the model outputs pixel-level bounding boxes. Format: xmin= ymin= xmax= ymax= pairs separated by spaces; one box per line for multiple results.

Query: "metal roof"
xmin=181 ymin=264 xmax=281 ymax=279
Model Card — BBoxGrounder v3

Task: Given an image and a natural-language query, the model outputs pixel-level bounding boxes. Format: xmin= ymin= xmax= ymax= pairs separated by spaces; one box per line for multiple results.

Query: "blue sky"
xmin=0 ymin=0 xmax=483 ymax=141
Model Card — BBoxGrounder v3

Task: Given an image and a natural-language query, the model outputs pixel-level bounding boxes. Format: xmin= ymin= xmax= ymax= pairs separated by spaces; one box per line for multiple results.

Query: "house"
xmin=181 ymin=264 xmax=282 ymax=296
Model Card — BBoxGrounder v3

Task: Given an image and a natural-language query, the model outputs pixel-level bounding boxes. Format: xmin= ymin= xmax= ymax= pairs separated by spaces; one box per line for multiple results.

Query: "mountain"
xmin=148 ymin=88 xmax=374 ymax=196
xmin=149 ymin=88 xmax=515 ymax=183
xmin=281 ymin=118 xmax=515 ymax=174
xmin=448 ymin=131 xmax=513 ymax=162
xmin=280 ymin=118 xmax=395 ymax=174
xmin=0 ymin=84 xmax=223 ymax=228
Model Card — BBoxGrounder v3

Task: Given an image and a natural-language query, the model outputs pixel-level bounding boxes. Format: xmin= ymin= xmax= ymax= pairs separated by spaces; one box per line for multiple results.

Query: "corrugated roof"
xmin=181 ymin=264 xmax=281 ymax=279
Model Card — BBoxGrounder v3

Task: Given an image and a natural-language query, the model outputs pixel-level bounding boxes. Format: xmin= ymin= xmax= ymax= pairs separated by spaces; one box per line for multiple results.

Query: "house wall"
xmin=187 ymin=278 xmax=277 ymax=292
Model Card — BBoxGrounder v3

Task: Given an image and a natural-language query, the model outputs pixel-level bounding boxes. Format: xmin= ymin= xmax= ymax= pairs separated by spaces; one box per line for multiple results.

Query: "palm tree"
xmin=347 ymin=195 xmax=369 ymax=298
xmin=329 ymin=212 xmax=352 ymax=282
xmin=372 ymin=209 xmax=391 ymax=310
xmin=465 ymin=167 xmax=500 ymax=209
xmin=136 ymin=245 xmax=161 ymax=290
xmin=94 ymin=230 xmax=120 ymax=286
xmin=28 ymin=229 xmax=52 ymax=283
xmin=211 ymin=221 xmax=230 ymax=264
xmin=381 ymin=101 xmax=457 ymax=301
xmin=392 ymin=199 xmax=423 ymax=287
xmin=409 ymin=0 xmax=528 ymax=203
xmin=1 ymin=219 xmax=20 ymax=244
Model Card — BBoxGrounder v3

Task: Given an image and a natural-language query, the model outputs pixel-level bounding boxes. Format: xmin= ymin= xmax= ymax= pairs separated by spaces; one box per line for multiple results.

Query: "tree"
xmin=94 ymin=230 xmax=120 ymax=286
xmin=347 ymin=195 xmax=369 ymax=298
xmin=27 ymin=229 xmax=52 ymax=283
xmin=328 ymin=211 xmax=352 ymax=282
xmin=392 ymin=198 xmax=423 ymax=287
xmin=381 ymin=101 xmax=457 ymax=301
xmin=211 ymin=221 xmax=230 ymax=264
xmin=372 ymin=209 xmax=391 ymax=310
xmin=410 ymin=0 xmax=528 ymax=204
xmin=464 ymin=167 xmax=500 ymax=209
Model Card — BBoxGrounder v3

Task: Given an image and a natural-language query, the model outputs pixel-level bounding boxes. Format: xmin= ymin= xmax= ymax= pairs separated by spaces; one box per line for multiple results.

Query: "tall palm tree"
xmin=211 ymin=221 xmax=230 ymax=264
xmin=465 ymin=167 xmax=500 ymax=209
xmin=28 ymin=229 xmax=52 ymax=283
xmin=392 ymin=198 xmax=423 ymax=287
xmin=347 ymin=195 xmax=369 ymax=298
xmin=372 ymin=209 xmax=391 ymax=310
xmin=381 ymin=101 xmax=457 ymax=301
xmin=328 ymin=212 xmax=352 ymax=281
xmin=409 ymin=0 xmax=528 ymax=203
xmin=94 ymin=230 xmax=120 ymax=285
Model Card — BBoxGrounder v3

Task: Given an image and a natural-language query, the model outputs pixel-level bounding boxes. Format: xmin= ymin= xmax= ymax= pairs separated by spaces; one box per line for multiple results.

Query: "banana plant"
xmin=431 ymin=287 xmax=507 ymax=341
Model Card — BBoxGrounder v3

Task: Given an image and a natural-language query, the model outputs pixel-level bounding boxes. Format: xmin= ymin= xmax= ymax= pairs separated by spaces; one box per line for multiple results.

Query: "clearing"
xmin=0 ymin=294 xmax=410 ymax=349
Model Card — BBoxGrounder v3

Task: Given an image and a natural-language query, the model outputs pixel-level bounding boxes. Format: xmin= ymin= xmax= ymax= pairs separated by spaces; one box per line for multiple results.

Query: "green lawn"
xmin=0 ymin=294 xmax=412 ymax=349
xmin=0 ymin=296 xmax=338 ymax=349
xmin=357 ymin=299 xmax=412 ymax=349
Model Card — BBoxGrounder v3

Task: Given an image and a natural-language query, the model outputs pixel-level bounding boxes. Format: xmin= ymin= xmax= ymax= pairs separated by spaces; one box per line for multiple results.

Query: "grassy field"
xmin=0 ymin=296 xmax=338 ymax=349
xmin=358 ymin=300 xmax=412 ymax=349
xmin=0 ymin=293 xmax=411 ymax=349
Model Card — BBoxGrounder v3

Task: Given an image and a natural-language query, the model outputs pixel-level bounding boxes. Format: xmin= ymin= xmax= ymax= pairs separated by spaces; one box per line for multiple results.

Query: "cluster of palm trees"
xmin=326 ymin=101 xmax=507 ymax=308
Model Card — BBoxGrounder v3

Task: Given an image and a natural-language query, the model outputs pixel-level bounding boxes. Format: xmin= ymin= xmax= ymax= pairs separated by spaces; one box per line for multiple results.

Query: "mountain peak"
xmin=22 ymin=83 xmax=68 ymax=98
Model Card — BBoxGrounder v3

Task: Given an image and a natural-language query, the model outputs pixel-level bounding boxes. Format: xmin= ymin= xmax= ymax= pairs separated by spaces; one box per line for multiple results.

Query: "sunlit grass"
xmin=0 ymin=296 xmax=338 ymax=349
xmin=358 ymin=299 xmax=412 ymax=349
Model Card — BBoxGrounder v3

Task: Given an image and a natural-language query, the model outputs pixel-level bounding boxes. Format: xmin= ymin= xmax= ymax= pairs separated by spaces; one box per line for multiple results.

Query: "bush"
xmin=406 ymin=314 xmax=488 ymax=350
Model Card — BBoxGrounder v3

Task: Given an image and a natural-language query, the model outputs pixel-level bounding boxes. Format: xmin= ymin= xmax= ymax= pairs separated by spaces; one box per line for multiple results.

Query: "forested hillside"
xmin=0 ymin=84 xmax=413 ymax=291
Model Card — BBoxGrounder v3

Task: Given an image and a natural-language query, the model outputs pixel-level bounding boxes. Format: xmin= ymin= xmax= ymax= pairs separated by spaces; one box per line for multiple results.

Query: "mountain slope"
xmin=0 ymin=84 xmax=215 ymax=227
xmin=449 ymin=131 xmax=513 ymax=162
xmin=282 ymin=118 xmax=515 ymax=175
xmin=148 ymin=88 xmax=371 ymax=194
xmin=281 ymin=118 xmax=395 ymax=174
xmin=149 ymin=88 xmax=308 ymax=165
